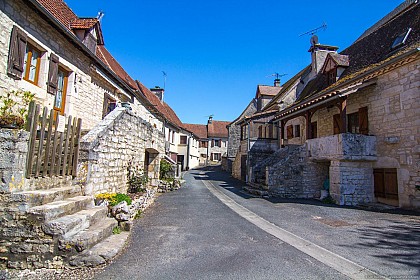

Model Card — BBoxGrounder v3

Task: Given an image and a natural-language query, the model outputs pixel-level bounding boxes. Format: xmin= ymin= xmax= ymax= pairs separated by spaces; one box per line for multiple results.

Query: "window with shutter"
xmin=23 ymin=44 xmax=42 ymax=85
xmin=286 ymin=125 xmax=294 ymax=139
xmin=310 ymin=122 xmax=317 ymax=139
xmin=333 ymin=114 xmax=342 ymax=134
xmin=180 ymin=136 xmax=187 ymax=145
xmin=347 ymin=112 xmax=359 ymax=134
xmin=359 ymin=107 xmax=369 ymax=135
xmin=211 ymin=140 xmax=215 ymax=147
xmin=294 ymin=125 xmax=300 ymax=137
xmin=53 ymin=67 xmax=68 ymax=116
xmin=268 ymin=124 xmax=273 ymax=139
xmin=258 ymin=125 xmax=263 ymax=138
xmin=7 ymin=26 xmax=27 ymax=79
xmin=47 ymin=53 xmax=59 ymax=94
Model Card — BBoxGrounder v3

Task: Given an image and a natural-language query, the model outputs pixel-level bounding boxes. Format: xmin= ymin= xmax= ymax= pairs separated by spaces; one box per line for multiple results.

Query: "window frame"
xmin=180 ymin=135 xmax=187 ymax=145
xmin=23 ymin=43 xmax=41 ymax=85
xmin=53 ymin=67 xmax=69 ymax=116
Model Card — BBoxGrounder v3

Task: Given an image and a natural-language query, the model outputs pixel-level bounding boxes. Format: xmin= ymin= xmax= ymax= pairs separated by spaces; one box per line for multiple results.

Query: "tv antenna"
xmin=267 ymin=73 xmax=287 ymax=80
xmin=97 ymin=11 xmax=104 ymax=22
xmin=204 ymin=114 xmax=214 ymax=118
xmin=299 ymin=22 xmax=327 ymax=37
xmin=162 ymin=71 xmax=167 ymax=90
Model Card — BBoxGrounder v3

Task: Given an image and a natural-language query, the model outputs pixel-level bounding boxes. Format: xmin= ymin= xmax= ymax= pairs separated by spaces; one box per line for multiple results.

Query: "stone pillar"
xmin=0 ymin=129 xmax=29 ymax=193
xmin=329 ymin=160 xmax=374 ymax=206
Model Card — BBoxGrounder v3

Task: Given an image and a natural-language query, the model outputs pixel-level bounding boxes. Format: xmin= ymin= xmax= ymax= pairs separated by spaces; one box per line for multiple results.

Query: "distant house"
xmin=230 ymin=0 xmax=420 ymax=209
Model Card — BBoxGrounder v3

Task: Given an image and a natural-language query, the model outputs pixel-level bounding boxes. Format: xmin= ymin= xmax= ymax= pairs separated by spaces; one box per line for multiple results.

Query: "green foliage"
xmin=127 ymin=160 xmax=149 ymax=193
xmin=134 ymin=209 xmax=143 ymax=219
xmin=160 ymin=159 xmax=173 ymax=179
xmin=95 ymin=192 xmax=132 ymax=206
xmin=0 ymin=90 xmax=34 ymax=128
xmin=112 ymin=226 xmax=121 ymax=234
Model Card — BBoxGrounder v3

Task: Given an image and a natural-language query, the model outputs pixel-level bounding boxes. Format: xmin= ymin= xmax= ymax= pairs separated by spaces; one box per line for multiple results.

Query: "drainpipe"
xmin=186 ymin=135 xmax=191 ymax=170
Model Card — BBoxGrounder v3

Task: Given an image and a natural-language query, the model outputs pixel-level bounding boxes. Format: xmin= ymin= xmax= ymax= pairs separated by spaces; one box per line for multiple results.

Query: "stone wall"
xmin=77 ymin=107 xmax=165 ymax=196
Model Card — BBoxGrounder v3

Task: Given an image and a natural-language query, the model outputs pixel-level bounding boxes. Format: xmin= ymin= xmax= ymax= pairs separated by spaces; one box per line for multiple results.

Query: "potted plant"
xmin=0 ymin=90 xmax=34 ymax=129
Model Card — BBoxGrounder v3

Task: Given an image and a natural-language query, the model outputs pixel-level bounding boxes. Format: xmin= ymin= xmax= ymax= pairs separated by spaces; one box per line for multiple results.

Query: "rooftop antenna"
xmin=267 ymin=73 xmax=287 ymax=79
xmin=299 ymin=22 xmax=327 ymax=46
xmin=162 ymin=71 xmax=167 ymax=90
xmin=97 ymin=11 xmax=104 ymax=22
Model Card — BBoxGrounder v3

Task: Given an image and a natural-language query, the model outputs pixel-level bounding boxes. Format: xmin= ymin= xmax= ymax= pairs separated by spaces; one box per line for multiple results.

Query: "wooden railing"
xmin=25 ymin=102 xmax=82 ymax=178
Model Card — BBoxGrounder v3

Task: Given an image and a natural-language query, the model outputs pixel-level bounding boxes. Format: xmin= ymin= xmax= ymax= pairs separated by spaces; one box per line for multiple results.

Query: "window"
xmin=347 ymin=112 xmax=359 ymax=134
xmin=103 ymin=93 xmax=116 ymax=118
xmin=211 ymin=153 xmax=221 ymax=161
xmin=214 ymin=139 xmax=221 ymax=147
xmin=23 ymin=44 xmax=41 ymax=84
xmin=53 ymin=68 xmax=68 ymax=116
xmin=180 ymin=135 xmax=187 ymax=145
xmin=310 ymin=122 xmax=317 ymax=139
xmin=326 ymin=69 xmax=336 ymax=86
xmin=294 ymin=125 xmax=301 ymax=137
xmin=391 ymin=28 xmax=412 ymax=50
xmin=200 ymin=141 xmax=208 ymax=148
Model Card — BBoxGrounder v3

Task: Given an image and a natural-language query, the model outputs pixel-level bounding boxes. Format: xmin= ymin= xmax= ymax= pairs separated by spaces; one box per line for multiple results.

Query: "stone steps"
xmin=27 ymin=196 xmax=94 ymax=223
xmin=68 ymin=231 xmax=130 ymax=267
xmin=59 ymin=218 xmax=118 ymax=253
xmin=42 ymin=207 xmax=108 ymax=238
xmin=11 ymin=185 xmax=83 ymax=210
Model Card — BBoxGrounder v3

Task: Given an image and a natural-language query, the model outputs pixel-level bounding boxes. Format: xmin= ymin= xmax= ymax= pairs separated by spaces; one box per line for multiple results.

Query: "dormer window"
xmin=327 ymin=68 xmax=337 ymax=86
xmin=391 ymin=28 xmax=412 ymax=50
xmin=321 ymin=53 xmax=349 ymax=87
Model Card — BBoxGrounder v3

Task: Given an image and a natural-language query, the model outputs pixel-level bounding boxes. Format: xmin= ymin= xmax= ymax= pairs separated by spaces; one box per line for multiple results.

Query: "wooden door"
xmin=374 ymin=168 xmax=398 ymax=200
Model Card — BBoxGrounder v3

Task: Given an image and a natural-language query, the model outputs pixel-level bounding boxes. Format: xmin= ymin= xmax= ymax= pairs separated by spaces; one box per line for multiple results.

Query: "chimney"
xmin=208 ymin=116 xmax=213 ymax=124
xmin=274 ymin=78 xmax=281 ymax=87
xmin=150 ymin=86 xmax=164 ymax=103
xmin=308 ymin=36 xmax=338 ymax=77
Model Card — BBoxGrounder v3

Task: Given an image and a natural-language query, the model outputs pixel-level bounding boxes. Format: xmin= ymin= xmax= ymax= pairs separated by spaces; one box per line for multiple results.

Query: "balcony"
xmin=306 ymin=133 xmax=377 ymax=161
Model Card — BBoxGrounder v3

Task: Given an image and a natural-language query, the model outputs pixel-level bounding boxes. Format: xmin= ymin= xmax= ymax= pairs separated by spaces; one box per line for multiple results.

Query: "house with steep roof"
xmin=245 ymin=0 xmax=420 ymax=209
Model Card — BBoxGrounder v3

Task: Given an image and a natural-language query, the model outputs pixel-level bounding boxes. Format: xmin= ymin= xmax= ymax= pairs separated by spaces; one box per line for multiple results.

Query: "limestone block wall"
xmin=77 ymin=107 xmax=165 ymax=196
xmin=329 ymin=161 xmax=374 ymax=206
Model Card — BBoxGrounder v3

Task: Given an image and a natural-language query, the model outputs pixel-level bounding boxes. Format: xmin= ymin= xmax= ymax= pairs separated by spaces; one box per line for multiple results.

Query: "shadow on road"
xmin=189 ymin=165 xmax=420 ymax=217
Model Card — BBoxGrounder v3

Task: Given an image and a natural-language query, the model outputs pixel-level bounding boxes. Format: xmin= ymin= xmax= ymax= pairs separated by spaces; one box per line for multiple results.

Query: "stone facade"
xmin=78 ymin=107 xmax=165 ymax=196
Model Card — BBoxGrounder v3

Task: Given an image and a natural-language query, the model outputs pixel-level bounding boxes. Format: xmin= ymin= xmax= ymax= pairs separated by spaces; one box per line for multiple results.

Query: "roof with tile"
xmin=37 ymin=0 xmax=77 ymax=30
xmin=136 ymin=81 xmax=183 ymax=128
xmin=182 ymin=124 xmax=208 ymax=139
xmin=70 ymin=18 xmax=98 ymax=29
xmin=208 ymin=121 xmax=230 ymax=138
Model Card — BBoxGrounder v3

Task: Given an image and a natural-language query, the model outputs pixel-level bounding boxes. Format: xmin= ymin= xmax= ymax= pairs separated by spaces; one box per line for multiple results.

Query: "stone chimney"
xmin=308 ymin=37 xmax=339 ymax=78
xmin=274 ymin=78 xmax=281 ymax=87
xmin=150 ymin=86 xmax=164 ymax=103
xmin=208 ymin=115 xmax=213 ymax=124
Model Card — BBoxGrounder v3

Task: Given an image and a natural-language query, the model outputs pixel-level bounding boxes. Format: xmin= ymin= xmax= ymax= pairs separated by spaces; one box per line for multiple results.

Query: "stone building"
xmin=0 ymin=0 xmax=170 ymax=270
xmin=231 ymin=0 xmax=420 ymax=209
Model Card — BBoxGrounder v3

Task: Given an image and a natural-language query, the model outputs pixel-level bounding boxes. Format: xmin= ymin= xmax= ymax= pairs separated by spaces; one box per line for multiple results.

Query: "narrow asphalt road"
xmin=93 ymin=166 xmax=420 ymax=280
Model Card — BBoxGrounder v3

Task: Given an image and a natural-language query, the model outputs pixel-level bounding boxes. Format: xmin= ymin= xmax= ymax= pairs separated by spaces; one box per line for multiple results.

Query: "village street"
xmin=93 ymin=166 xmax=420 ymax=280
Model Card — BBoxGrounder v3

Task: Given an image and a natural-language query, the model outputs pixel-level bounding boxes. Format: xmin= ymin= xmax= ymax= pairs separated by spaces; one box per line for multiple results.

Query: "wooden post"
xmin=35 ymin=107 xmax=48 ymax=177
xmin=42 ymin=110 xmax=54 ymax=177
xmin=340 ymin=97 xmax=347 ymax=133
xmin=72 ymin=118 xmax=82 ymax=177
xmin=26 ymin=104 xmax=40 ymax=178
xmin=306 ymin=111 xmax=312 ymax=140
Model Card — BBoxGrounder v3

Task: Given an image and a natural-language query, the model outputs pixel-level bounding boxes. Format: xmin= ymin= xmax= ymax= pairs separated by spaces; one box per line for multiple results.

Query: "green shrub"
xmin=112 ymin=226 xmax=121 ymax=234
xmin=160 ymin=159 xmax=173 ymax=179
xmin=127 ymin=160 xmax=148 ymax=193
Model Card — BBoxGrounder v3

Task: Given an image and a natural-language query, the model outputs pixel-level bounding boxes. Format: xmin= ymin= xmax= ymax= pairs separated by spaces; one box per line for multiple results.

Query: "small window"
xmin=180 ymin=135 xmax=187 ymax=145
xmin=200 ymin=141 xmax=208 ymax=148
xmin=23 ymin=44 xmax=41 ymax=84
xmin=391 ymin=28 xmax=412 ymax=50
xmin=326 ymin=69 xmax=336 ymax=86
xmin=102 ymin=93 xmax=116 ymax=118
xmin=347 ymin=112 xmax=359 ymax=134
xmin=294 ymin=125 xmax=301 ymax=137
xmin=214 ymin=139 xmax=220 ymax=147
xmin=212 ymin=153 xmax=221 ymax=161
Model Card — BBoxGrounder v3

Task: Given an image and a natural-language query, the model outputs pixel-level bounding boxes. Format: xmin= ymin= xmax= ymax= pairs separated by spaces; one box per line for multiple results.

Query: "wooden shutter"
xmin=211 ymin=140 xmax=214 ymax=147
xmin=359 ymin=107 xmax=369 ymax=135
xmin=258 ymin=126 xmax=262 ymax=138
xmin=333 ymin=114 xmax=342 ymax=135
xmin=268 ymin=125 xmax=273 ymax=139
xmin=47 ymin=53 xmax=59 ymax=94
xmin=286 ymin=125 xmax=293 ymax=139
xmin=7 ymin=26 xmax=27 ymax=79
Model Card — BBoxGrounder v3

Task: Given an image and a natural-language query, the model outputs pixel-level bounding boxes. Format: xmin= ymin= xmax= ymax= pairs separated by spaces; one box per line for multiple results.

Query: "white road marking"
xmin=201 ymin=178 xmax=388 ymax=280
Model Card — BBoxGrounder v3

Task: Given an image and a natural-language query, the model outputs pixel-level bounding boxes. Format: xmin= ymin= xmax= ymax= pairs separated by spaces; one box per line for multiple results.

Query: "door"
xmin=240 ymin=155 xmax=247 ymax=181
xmin=374 ymin=168 xmax=398 ymax=200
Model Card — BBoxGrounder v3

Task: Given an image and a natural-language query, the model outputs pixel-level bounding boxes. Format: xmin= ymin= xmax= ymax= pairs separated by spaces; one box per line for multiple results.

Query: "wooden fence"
xmin=25 ymin=102 xmax=82 ymax=179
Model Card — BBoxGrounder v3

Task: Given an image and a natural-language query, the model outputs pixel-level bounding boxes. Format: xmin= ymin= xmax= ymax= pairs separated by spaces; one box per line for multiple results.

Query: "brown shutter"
xmin=287 ymin=125 xmax=293 ymax=139
xmin=359 ymin=106 xmax=369 ymax=135
xmin=258 ymin=126 xmax=262 ymax=138
xmin=211 ymin=140 xmax=214 ymax=147
xmin=47 ymin=53 xmax=59 ymax=94
xmin=268 ymin=125 xmax=273 ymax=139
xmin=333 ymin=114 xmax=342 ymax=135
xmin=7 ymin=26 xmax=27 ymax=79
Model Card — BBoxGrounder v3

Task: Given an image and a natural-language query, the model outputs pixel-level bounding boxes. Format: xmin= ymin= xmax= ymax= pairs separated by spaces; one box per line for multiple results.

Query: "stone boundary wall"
xmin=77 ymin=107 xmax=165 ymax=196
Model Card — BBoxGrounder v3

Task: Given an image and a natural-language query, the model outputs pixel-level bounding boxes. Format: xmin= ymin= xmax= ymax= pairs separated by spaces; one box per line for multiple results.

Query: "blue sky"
xmin=65 ymin=0 xmax=403 ymax=124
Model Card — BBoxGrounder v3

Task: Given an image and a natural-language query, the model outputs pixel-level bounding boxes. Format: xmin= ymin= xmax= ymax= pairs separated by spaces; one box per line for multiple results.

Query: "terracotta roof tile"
xmin=37 ymin=0 xmax=77 ymax=31
xmin=97 ymin=45 xmax=137 ymax=89
xmin=256 ymin=85 xmax=281 ymax=98
xmin=208 ymin=121 xmax=230 ymax=138
xmin=182 ymin=124 xmax=208 ymax=139
xmin=70 ymin=18 xmax=98 ymax=29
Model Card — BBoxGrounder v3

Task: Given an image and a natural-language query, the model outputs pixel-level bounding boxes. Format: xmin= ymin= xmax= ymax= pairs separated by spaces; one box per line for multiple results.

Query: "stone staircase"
xmin=10 ymin=179 xmax=129 ymax=268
